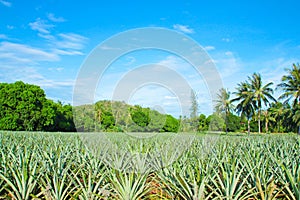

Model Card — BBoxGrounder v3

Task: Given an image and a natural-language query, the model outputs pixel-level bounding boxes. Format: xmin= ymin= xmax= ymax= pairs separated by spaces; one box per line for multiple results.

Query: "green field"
xmin=0 ymin=131 xmax=299 ymax=199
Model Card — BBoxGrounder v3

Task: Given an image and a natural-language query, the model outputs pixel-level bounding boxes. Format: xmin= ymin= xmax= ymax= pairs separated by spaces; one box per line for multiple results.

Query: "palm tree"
xmin=248 ymin=73 xmax=276 ymax=133
xmin=232 ymin=82 xmax=255 ymax=135
xmin=261 ymin=110 xmax=275 ymax=133
xmin=293 ymin=105 xmax=300 ymax=134
xmin=269 ymin=102 xmax=289 ymax=132
xmin=215 ymin=88 xmax=234 ymax=134
xmin=277 ymin=63 xmax=300 ymax=134
xmin=278 ymin=63 xmax=300 ymax=106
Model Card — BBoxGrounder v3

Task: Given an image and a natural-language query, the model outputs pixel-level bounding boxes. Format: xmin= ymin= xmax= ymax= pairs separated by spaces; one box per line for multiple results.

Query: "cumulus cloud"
xmin=47 ymin=13 xmax=66 ymax=22
xmin=173 ymin=24 xmax=194 ymax=34
xmin=0 ymin=41 xmax=59 ymax=62
xmin=29 ymin=18 xmax=54 ymax=34
xmin=0 ymin=34 xmax=8 ymax=39
xmin=52 ymin=49 xmax=83 ymax=56
xmin=222 ymin=38 xmax=231 ymax=42
xmin=0 ymin=0 xmax=11 ymax=7
xmin=259 ymin=58 xmax=297 ymax=85
xmin=55 ymin=33 xmax=88 ymax=50
xmin=29 ymin=17 xmax=88 ymax=56
xmin=6 ymin=25 xmax=14 ymax=29
xmin=204 ymin=46 xmax=215 ymax=51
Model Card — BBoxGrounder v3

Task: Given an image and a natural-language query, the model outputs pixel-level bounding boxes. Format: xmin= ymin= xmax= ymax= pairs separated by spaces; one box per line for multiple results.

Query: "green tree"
xmin=261 ymin=109 xmax=275 ymax=133
xmin=147 ymin=110 xmax=166 ymax=132
xmin=198 ymin=114 xmax=208 ymax=131
xmin=52 ymin=101 xmax=76 ymax=131
xmin=233 ymin=82 xmax=255 ymax=135
xmin=277 ymin=63 xmax=300 ymax=134
xmin=227 ymin=113 xmax=242 ymax=132
xmin=269 ymin=102 xmax=289 ymax=132
xmin=206 ymin=113 xmax=225 ymax=131
xmin=0 ymin=81 xmax=50 ymax=131
xmin=101 ymin=111 xmax=115 ymax=130
xmin=94 ymin=101 xmax=116 ymax=131
xmin=40 ymin=99 xmax=57 ymax=130
xmin=111 ymin=101 xmax=129 ymax=130
xmin=162 ymin=115 xmax=179 ymax=132
xmin=73 ymin=104 xmax=95 ymax=132
xmin=293 ymin=105 xmax=300 ymax=133
xmin=130 ymin=106 xmax=150 ymax=127
xmin=248 ymin=73 xmax=276 ymax=133
xmin=215 ymin=88 xmax=234 ymax=134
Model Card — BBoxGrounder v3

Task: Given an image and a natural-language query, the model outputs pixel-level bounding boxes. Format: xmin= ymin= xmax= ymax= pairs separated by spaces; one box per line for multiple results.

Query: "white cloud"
xmin=259 ymin=58 xmax=296 ymax=85
xmin=173 ymin=24 xmax=194 ymax=34
xmin=0 ymin=65 xmax=74 ymax=89
xmin=92 ymin=52 xmax=226 ymax=116
xmin=29 ymin=18 xmax=54 ymax=34
xmin=0 ymin=41 xmax=75 ymax=104
xmin=225 ymin=51 xmax=233 ymax=56
xmin=212 ymin=51 xmax=241 ymax=82
xmin=56 ymin=33 xmax=88 ymax=50
xmin=204 ymin=46 xmax=215 ymax=51
xmin=34 ymin=78 xmax=74 ymax=88
xmin=52 ymin=49 xmax=83 ymax=56
xmin=156 ymin=55 xmax=204 ymax=80
xmin=0 ymin=66 xmax=39 ymax=81
xmin=0 ymin=41 xmax=59 ymax=62
xmin=205 ymin=50 xmax=248 ymax=101
xmin=59 ymin=33 xmax=87 ymax=42
xmin=128 ymin=85 xmax=182 ymax=116
xmin=100 ymin=45 xmax=122 ymax=50
xmin=219 ymin=58 xmax=239 ymax=79
xmin=164 ymin=95 xmax=177 ymax=100
xmin=48 ymin=67 xmax=64 ymax=72
xmin=210 ymin=47 xmax=298 ymax=103
xmin=0 ymin=16 xmax=88 ymax=103
xmin=47 ymin=13 xmax=66 ymax=22
xmin=0 ymin=0 xmax=11 ymax=7
xmin=157 ymin=55 xmax=186 ymax=70
xmin=29 ymin=18 xmax=88 ymax=55
xmin=0 ymin=33 xmax=88 ymax=67
xmin=0 ymin=34 xmax=8 ymax=39
xmin=222 ymin=38 xmax=231 ymax=42
xmin=258 ymin=61 xmax=290 ymax=100
xmin=2 ymin=32 xmax=87 ymax=58
xmin=37 ymin=33 xmax=55 ymax=40
xmin=6 ymin=25 xmax=14 ymax=29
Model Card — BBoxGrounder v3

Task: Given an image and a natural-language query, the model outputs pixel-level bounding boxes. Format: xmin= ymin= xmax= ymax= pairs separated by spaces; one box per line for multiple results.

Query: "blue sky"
xmin=0 ymin=0 xmax=300 ymax=117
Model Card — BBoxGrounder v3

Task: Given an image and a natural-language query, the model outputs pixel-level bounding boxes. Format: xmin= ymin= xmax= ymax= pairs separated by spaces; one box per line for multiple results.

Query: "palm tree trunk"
xmin=258 ymin=109 xmax=261 ymax=134
xmin=225 ymin=112 xmax=228 ymax=134
xmin=247 ymin=119 xmax=250 ymax=135
xmin=265 ymin=120 xmax=268 ymax=133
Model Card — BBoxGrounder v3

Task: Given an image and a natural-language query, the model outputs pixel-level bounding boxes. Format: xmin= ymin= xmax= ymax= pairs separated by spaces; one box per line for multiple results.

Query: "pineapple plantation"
xmin=0 ymin=131 xmax=299 ymax=200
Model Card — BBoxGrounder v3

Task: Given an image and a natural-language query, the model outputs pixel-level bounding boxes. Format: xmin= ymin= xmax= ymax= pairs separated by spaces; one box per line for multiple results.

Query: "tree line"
xmin=212 ymin=63 xmax=300 ymax=135
xmin=0 ymin=63 xmax=299 ymax=134
xmin=73 ymin=63 xmax=300 ymax=134
xmin=0 ymin=81 xmax=179 ymax=132
xmin=73 ymin=101 xmax=179 ymax=132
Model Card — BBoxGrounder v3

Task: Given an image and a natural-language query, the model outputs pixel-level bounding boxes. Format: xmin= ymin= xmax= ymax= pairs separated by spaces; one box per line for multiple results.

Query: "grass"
xmin=0 ymin=131 xmax=299 ymax=199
